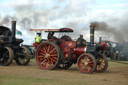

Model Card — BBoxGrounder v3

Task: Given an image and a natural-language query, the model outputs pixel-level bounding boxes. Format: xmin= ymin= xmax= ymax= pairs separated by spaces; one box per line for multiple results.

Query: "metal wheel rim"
xmin=77 ymin=54 xmax=96 ymax=73
xmin=0 ymin=47 xmax=13 ymax=66
xmin=17 ymin=49 xmax=27 ymax=64
xmin=36 ymin=42 xmax=60 ymax=70
xmin=15 ymin=46 xmax=31 ymax=65
xmin=95 ymin=54 xmax=108 ymax=72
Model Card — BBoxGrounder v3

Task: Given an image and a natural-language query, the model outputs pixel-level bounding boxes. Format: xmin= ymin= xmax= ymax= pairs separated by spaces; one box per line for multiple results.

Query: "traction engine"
xmin=30 ymin=26 xmax=108 ymax=73
xmin=0 ymin=21 xmax=31 ymax=66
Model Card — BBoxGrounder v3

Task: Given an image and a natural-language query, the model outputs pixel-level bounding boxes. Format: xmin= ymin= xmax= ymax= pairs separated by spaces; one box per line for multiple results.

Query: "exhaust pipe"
xmin=99 ymin=37 xmax=102 ymax=42
xmin=90 ymin=25 xmax=95 ymax=46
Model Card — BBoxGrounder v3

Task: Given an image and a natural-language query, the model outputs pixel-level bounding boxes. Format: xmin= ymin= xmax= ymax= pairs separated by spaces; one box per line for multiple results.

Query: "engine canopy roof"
xmin=0 ymin=26 xmax=11 ymax=36
xmin=30 ymin=28 xmax=73 ymax=32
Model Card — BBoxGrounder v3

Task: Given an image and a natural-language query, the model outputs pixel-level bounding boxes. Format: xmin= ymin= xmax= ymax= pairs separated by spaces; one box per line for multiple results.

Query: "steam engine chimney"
xmin=11 ymin=21 xmax=16 ymax=43
xmin=90 ymin=25 xmax=95 ymax=46
xmin=99 ymin=37 xmax=102 ymax=42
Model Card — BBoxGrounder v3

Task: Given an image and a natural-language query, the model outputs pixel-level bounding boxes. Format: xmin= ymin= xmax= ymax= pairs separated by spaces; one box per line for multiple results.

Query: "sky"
xmin=0 ymin=0 xmax=128 ymax=45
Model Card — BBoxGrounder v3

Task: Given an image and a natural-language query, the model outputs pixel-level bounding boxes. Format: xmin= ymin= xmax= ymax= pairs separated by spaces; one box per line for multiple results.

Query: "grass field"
xmin=0 ymin=60 xmax=128 ymax=85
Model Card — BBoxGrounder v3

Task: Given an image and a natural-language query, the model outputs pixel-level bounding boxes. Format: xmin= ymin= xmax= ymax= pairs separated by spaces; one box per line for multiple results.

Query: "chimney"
xmin=99 ymin=37 xmax=102 ymax=42
xmin=90 ymin=25 xmax=95 ymax=46
xmin=11 ymin=21 xmax=16 ymax=43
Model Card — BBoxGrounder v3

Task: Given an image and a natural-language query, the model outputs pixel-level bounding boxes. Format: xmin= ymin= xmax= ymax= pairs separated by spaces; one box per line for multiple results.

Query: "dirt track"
xmin=0 ymin=60 xmax=128 ymax=85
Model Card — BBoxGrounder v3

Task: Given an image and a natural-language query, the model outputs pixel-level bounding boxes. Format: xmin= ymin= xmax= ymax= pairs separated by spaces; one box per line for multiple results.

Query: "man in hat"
xmin=35 ymin=32 xmax=42 ymax=43
xmin=76 ymin=35 xmax=86 ymax=47
xmin=48 ymin=32 xmax=54 ymax=39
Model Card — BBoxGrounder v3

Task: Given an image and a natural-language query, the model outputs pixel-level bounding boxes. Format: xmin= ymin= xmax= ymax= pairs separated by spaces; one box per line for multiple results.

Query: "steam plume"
xmin=90 ymin=21 xmax=128 ymax=42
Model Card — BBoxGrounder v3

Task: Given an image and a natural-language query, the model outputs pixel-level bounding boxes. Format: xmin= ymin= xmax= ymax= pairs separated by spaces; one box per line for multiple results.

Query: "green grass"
xmin=0 ymin=60 xmax=127 ymax=85
xmin=118 ymin=61 xmax=128 ymax=63
xmin=0 ymin=75 xmax=55 ymax=85
xmin=0 ymin=74 xmax=83 ymax=85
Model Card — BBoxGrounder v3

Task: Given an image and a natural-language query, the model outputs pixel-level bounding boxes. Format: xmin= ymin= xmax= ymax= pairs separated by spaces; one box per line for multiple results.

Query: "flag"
xmin=16 ymin=30 xmax=22 ymax=36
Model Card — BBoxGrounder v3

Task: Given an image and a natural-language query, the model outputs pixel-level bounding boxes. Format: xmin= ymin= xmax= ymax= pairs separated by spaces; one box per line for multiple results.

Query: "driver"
xmin=48 ymin=32 xmax=55 ymax=39
xmin=35 ymin=32 xmax=42 ymax=43
xmin=77 ymin=35 xmax=86 ymax=46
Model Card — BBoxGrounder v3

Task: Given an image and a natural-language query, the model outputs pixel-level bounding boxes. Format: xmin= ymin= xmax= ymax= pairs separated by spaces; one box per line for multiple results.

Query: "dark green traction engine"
xmin=0 ymin=21 xmax=31 ymax=66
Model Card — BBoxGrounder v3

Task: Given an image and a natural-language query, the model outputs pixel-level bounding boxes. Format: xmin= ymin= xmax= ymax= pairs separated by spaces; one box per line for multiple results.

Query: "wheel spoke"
xmin=89 ymin=63 xmax=94 ymax=66
xmin=88 ymin=61 xmax=94 ymax=64
xmin=98 ymin=64 xmax=103 ymax=69
xmin=84 ymin=57 xmax=87 ymax=61
xmin=49 ymin=48 xmax=56 ymax=54
xmin=50 ymin=50 xmax=57 ymax=55
xmin=42 ymin=47 xmax=47 ymax=53
xmin=47 ymin=45 xmax=51 ymax=53
xmin=49 ymin=58 xmax=54 ymax=66
xmin=95 ymin=54 xmax=108 ymax=72
xmin=39 ymin=52 xmax=45 ymax=56
xmin=87 ymin=65 xmax=91 ymax=71
xmin=3 ymin=51 xmax=9 ymax=57
xmin=38 ymin=55 xmax=45 ymax=58
xmin=83 ymin=65 xmax=87 ymax=70
xmin=49 ymin=44 xmax=53 ymax=52
xmin=78 ymin=54 xmax=96 ymax=73
xmin=1 ymin=47 xmax=14 ymax=66
xmin=36 ymin=42 xmax=60 ymax=70
xmin=15 ymin=47 xmax=30 ymax=65
xmin=50 ymin=57 xmax=56 ymax=62
xmin=50 ymin=54 xmax=58 ymax=56
xmin=40 ymin=49 xmax=46 ymax=54
xmin=39 ymin=57 xmax=46 ymax=61
xmin=44 ymin=44 xmax=48 ymax=52
xmin=51 ymin=56 xmax=57 ymax=60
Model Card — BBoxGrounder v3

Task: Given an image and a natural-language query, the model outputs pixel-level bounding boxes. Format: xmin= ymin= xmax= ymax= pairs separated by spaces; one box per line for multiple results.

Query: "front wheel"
xmin=77 ymin=53 xmax=97 ymax=74
xmin=15 ymin=46 xmax=31 ymax=65
xmin=95 ymin=54 xmax=108 ymax=72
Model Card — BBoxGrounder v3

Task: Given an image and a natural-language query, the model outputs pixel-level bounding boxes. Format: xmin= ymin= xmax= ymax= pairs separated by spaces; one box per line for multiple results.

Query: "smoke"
xmin=0 ymin=0 xmax=128 ymax=44
xmin=0 ymin=16 xmax=12 ymax=26
xmin=63 ymin=21 xmax=80 ymax=39
xmin=0 ymin=0 xmax=91 ymax=29
xmin=90 ymin=21 xmax=128 ymax=42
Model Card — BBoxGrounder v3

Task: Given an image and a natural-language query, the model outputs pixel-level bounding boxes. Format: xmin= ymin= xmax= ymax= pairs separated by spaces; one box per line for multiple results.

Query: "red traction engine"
xmin=30 ymin=26 xmax=108 ymax=74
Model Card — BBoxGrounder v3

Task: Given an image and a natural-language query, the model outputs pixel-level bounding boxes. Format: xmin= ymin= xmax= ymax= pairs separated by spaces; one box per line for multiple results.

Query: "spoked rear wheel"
xmin=36 ymin=42 xmax=61 ymax=70
xmin=95 ymin=54 xmax=108 ymax=72
xmin=77 ymin=53 xmax=96 ymax=74
xmin=0 ymin=47 xmax=13 ymax=66
xmin=15 ymin=46 xmax=31 ymax=65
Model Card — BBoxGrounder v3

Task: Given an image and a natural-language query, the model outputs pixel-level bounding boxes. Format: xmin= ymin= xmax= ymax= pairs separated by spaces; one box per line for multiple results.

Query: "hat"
xmin=36 ymin=31 xmax=41 ymax=34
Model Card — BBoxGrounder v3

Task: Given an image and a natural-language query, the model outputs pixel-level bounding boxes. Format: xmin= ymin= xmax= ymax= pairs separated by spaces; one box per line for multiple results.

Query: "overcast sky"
xmin=0 ymin=0 xmax=127 ymax=45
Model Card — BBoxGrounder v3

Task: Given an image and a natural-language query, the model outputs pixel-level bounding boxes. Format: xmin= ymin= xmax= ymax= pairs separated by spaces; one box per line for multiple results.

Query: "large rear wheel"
xmin=15 ymin=46 xmax=31 ymax=65
xmin=0 ymin=47 xmax=13 ymax=66
xmin=95 ymin=54 xmax=108 ymax=72
xmin=77 ymin=53 xmax=96 ymax=74
xmin=36 ymin=42 xmax=61 ymax=70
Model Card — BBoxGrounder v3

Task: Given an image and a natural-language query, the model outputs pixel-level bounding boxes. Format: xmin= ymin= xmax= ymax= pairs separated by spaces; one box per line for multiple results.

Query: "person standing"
xmin=35 ymin=32 xmax=42 ymax=43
